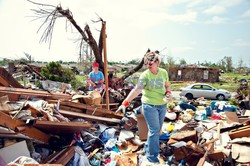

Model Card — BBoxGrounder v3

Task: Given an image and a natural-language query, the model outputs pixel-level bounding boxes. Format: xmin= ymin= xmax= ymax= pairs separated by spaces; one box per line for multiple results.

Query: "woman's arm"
xmin=165 ymin=81 xmax=171 ymax=92
xmin=125 ymin=87 xmax=143 ymax=102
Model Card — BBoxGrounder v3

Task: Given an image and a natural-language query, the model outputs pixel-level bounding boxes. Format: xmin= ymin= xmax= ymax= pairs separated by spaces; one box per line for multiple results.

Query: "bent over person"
xmin=116 ymin=51 xmax=171 ymax=164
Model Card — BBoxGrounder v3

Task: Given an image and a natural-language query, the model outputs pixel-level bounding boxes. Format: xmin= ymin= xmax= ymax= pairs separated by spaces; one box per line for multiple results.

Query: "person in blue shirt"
xmin=87 ymin=62 xmax=104 ymax=90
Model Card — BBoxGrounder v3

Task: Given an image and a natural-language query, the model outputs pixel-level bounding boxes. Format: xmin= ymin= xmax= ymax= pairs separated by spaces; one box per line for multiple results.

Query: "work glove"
xmin=163 ymin=90 xmax=173 ymax=102
xmin=165 ymin=90 xmax=172 ymax=96
xmin=115 ymin=100 xmax=129 ymax=114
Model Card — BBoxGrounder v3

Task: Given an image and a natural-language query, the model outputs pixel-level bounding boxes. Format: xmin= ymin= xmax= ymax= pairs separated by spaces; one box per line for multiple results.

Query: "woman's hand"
xmin=115 ymin=100 xmax=129 ymax=114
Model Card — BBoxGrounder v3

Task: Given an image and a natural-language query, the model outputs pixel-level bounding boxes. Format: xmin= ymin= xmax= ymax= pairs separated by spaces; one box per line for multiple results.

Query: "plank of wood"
xmin=208 ymin=150 xmax=226 ymax=160
xmin=59 ymin=105 xmax=85 ymax=113
xmin=171 ymin=130 xmax=197 ymax=143
xmin=201 ymin=123 xmax=221 ymax=147
xmin=43 ymin=146 xmax=74 ymax=165
xmin=197 ymin=143 xmax=213 ymax=166
xmin=0 ymin=133 xmax=31 ymax=139
xmin=0 ymin=86 xmax=71 ymax=101
xmin=59 ymin=109 xmax=121 ymax=124
xmin=173 ymin=146 xmax=191 ymax=161
xmin=33 ymin=120 xmax=92 ymax=134
xmin=48 ymin=100 xmax=123 ymax=119
xmin=186 ymin=141 xmax=205 ymax=154
xmin=0 ymin=86 xmax=70 ymax=96
xmin=229 ymin=127 xmax=250 ymax=139
xmin=0 ymin=93 xmax=19 ymax=101
xmin=21 ymin=62 xmax=45 ymax=79
xmin=0 ymin=111 xmax=49 ymax=143
xmin=0 ymin=77 xmax=10 ymax=87
xmin=0 ymin=126 xmax=30 ymax=139
xmin=0 ymin=67 xmax=23 ymax=88
xmin=25 ymin=104 xmax=42 ymax=117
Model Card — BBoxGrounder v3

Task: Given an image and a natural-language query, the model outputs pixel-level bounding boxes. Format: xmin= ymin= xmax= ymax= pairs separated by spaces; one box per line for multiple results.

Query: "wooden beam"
xmin=197 ymin=143 xmax=213 ymax=166
xmin=208 ymin=150 xmax=226 ymax=160
xmin=48 ymin=100 xmax=123 ymax=119
xmin=0 ymin=67 xmax=23 ymax=88
xmin=59 ymin=105 xmax=84 ymax=113
xmin=33 ymin=120 xmax=92 ymax=134
xmin=0 ymin=86 xmax=71 ymax=101
xmin=0 ymin=126 xmax=31 ymax=139
xmin=186 ymin=141 xmax=205 ymax=154
xmin=59 ymin=109 xmax=121 ymax=124
xmin=25 ymin=104 xmax=42 ymax=117
xmin=0 ymin=133 xmax=31 ymax=139
xmin=0 ymin=111 xmax=50 ymax=143
xmin=43 ymin=146 xmax=74 ymax=165
xmin=229 ymin=126 xmax=250 ymax=139
xmin=0 ymin=77 xmax=10 ymax=87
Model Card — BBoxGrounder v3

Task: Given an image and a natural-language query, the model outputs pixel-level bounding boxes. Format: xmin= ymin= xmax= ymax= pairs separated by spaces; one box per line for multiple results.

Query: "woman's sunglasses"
xmin=145 ymin=56 xmax=158 ymax=65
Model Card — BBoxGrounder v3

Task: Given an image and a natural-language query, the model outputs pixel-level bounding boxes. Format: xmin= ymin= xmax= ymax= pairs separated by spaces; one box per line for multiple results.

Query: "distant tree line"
xmin=1 ymin=54 xmax=249 ymax=75
xmin=122 ymin=55 xmax=249 ymax=74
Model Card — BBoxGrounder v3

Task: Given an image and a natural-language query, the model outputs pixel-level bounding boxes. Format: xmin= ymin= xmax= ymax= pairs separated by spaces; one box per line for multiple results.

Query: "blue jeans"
xmin=142 ymin=103 xmax=166 ymax=163
xmin=179 ymin=102 xmax=196 ymax=111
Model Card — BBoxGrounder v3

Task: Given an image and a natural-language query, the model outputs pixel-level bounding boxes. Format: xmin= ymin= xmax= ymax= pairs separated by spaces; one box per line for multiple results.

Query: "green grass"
xmin=75 ymin=75 xmax=87 ymax=82
xmin=210 ymin=82 xmax=238 ymax=92
xmin=116 ymin=72 xmax=124 ymax=78
xmin=221 ymin=73 xmax=250 ymax=82
xmin=222 ymin=72 xmax=250 ymax=79
xmin=171 ymin=82 xmax=191 ymax=91
xmin=170 ymin=82 xmax=238 ymax=92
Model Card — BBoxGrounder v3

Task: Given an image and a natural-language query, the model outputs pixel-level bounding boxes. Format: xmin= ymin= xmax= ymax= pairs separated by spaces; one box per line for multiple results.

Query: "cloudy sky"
xmin=0 ymin=0 xmax=250 ymax=66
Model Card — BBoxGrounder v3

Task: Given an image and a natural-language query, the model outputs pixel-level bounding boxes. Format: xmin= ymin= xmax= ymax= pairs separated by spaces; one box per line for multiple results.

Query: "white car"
xmin=179 ymin=83 xmax=231 ymax=100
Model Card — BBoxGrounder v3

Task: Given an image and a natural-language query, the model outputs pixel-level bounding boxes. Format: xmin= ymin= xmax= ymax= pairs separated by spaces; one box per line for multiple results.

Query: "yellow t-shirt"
xmin=137 ymin=68 xmax=169 ymax=105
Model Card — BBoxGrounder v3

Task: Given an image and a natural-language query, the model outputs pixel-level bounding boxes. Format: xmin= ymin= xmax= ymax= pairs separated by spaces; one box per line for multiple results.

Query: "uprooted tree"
xmin=28 ymin=0 xmax=144 ymax=80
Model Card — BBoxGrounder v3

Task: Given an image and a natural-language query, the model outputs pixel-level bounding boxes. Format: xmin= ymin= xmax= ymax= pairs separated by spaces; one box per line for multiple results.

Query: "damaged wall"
xmin=169 ymin=66 xmax=220 ymax=82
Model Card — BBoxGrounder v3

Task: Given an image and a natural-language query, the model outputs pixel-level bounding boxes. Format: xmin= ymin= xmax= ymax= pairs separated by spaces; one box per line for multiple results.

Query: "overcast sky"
xmin=0 ymin=0 xmax=250 ymax=67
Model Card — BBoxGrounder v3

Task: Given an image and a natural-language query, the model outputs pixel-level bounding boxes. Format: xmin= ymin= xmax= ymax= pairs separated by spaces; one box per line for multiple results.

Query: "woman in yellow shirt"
xmin=117 ymin=51 xmax=171 ymax=164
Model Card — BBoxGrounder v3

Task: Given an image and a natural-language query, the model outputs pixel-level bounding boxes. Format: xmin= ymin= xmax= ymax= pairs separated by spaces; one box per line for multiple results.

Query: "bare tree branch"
xmin=121 ymin=58 xmax=144 ymax=80
xmin=121 ymin=49 xmax=151 ymax=80
xmin=27 ymin=0 xmax=56 ymax=8
xmin=98 ymin=26 xmax=103 ymax=62
xmin=28 ymin=0 xmax=145 ymax=79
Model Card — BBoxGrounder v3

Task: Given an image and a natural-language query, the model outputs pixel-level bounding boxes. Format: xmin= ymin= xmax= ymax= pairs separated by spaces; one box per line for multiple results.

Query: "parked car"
xmin=179 ymin=83 xmax=231 ymax=100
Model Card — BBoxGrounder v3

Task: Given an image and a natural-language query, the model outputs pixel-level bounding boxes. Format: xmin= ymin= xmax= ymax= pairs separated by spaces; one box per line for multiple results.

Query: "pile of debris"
xmin=0 ymin=67 xmax=140 ymax=165
xmin=0 ymin=66 xmax=249 ymax=166
xmin=157 ymin=96 xmax=250 ymax=166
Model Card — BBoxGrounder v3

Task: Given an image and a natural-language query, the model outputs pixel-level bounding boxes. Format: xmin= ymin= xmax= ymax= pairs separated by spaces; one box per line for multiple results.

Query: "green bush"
xmin=233 ymin=77 xmax=238 ymax=82
xmin=41 ymin=62 xmax=76 ymax=84
xmin=36 ymin=80 xmax=43 ymax=89
xmin=70 ymin=79 xmax=83 ymax=89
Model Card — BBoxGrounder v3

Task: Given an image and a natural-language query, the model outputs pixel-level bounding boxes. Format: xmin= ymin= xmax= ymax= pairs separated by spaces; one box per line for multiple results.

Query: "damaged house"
xmin=169 ymin=65 xmax=220 ymax=82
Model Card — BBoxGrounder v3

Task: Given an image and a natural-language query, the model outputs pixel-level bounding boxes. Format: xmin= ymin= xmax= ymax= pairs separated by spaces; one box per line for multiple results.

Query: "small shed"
xmin=168 ymin=65 xmax=220 ymax=82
